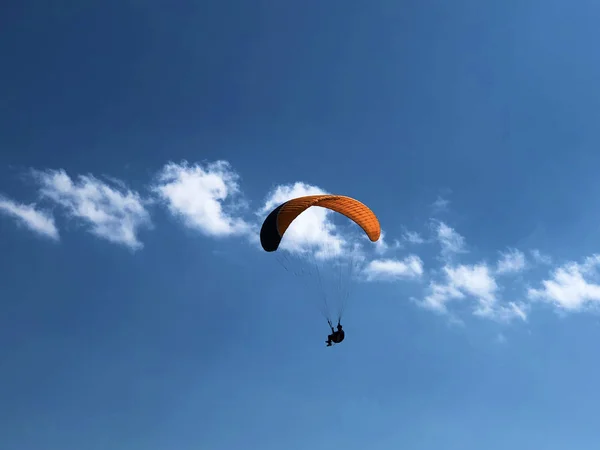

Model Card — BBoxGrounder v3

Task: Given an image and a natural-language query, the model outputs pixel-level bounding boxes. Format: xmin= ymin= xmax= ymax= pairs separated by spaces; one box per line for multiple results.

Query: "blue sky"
xmin=3 ymin=1 xmax=600 ymax=449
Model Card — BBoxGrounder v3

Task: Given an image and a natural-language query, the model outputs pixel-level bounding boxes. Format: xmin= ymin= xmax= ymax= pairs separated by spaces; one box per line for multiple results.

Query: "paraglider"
xmin=326 ymin=320 xmax=345 ymax=347
xmin=260 ymin=194 xmax=380 ymax=252
xmin=260 ymin=194 xmax=381 ymax=346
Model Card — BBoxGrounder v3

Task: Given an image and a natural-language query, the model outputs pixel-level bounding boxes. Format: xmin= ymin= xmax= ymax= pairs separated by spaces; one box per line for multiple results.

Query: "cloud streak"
xmin=34 ymin=169 xmax=151 ymax=250
xmin=403 ymin=231 xmax=425 ymax=244
xmin=531 ymin=249 xmax=552 ymax=265
xmin=421 ymin=262 xmax=527 ymax=322
xmin=431 ymin=195 xmax=450 ymax=213
xmin=0 ymin=195 xmax=59 ymax=240
xmin=433 ymin=220 xmax=467 ymax=258
xmin=364 ymin=255 xmax=424 ymax=281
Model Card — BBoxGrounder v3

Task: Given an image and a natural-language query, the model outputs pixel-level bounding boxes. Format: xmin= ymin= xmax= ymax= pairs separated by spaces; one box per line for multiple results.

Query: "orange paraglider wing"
xmin=260 ymin=194 xmax=381 ymax=252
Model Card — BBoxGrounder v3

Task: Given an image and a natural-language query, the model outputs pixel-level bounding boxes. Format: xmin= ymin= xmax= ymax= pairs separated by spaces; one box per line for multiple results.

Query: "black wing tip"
xmin=259 ymin=203 xmax=285 ymax=252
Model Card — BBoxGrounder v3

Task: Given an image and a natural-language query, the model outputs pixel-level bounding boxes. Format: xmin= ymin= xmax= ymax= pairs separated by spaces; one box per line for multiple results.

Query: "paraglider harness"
xmin=326 ymin=319 xmax=345 ymax=347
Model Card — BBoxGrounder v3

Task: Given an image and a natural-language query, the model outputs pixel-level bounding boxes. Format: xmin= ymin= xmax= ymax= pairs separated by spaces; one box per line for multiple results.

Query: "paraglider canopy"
xmin=260 ymin=194 xmax=381 ymax=252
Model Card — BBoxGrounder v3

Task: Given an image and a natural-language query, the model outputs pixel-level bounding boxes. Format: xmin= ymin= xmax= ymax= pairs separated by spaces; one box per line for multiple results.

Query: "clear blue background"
xmin=2 ymin=1 xmax=600 ymax=449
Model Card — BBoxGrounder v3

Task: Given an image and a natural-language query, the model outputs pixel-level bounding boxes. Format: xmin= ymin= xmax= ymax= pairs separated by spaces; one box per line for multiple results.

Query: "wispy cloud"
xmin=0 ymin=195 xmax=59 ymax=240
xmin=477 ymin=301 xmax=528 ymax=322
xmin=496 ymin=248 xmax=527 ymax=275
xmin=403 ymin=230 xmax=425 ymax=244
xmin=431 ymin=195 xmax=450 ymax=213
xmin=420 ymin=262 xmax=527 ymax=322
xmin=373 ymin=230 xmax=401 ymax=255
xmin=153 ymin=161 xmax=250 ymax=238
xmin=528 ymin=255 xmax=600 ymax=311
xmin=446 ymin=264 xmax=497 ymax=308
xmin=364 ymin=255 xmax=424 ymax=281
xmin=530 ymin=249 xmax=552 ymax=265
xmin=433 ymin=220 xmax=467 ymax=258
xmin=421 ymin=281 xmax=465 ymax=314
xmin=34 ymin=169 xmax=150 ymax=250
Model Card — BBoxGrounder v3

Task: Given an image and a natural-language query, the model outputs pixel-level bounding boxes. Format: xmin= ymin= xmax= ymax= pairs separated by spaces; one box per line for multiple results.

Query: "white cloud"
xmin=420 ymin=263 xmax=526 ymax=322
xmin=445 ymin=264 xmax=497 ymax=304
xmin=373 ymin=230 xmax=401 ymax=255
xmin=530 ymin=249 xmax=552 ymax=265
xmin=258 ymin=182 xmax=348 ymax=259
xmin=528 ymin=255 xmax=600 ymax=311
xmin=364 ymin=255 xmax=424 ymax=281
xmin=403 ymin=231 xmax=425 ymax=244
xmin=421 ymin=282 xmax=465 ymax=313
xmin=496 ymin=248 xmax=527 ymax=275
xmin=35 ymin=169 xmax=150 ymax=250
xmin=375 ymin=236 xmax=389 ymax=254
xmin=475 ymin=300 xmax=528 ymax=322
xmin=153 ymin=161 xmax=249 ymax=238
xmin=431 ymin=195 xmax=450 ymax=213
xmin=433 ymin=221 xmax=467 ymax=257
xmin=0 ymin=195 xmax=59 ymax=240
